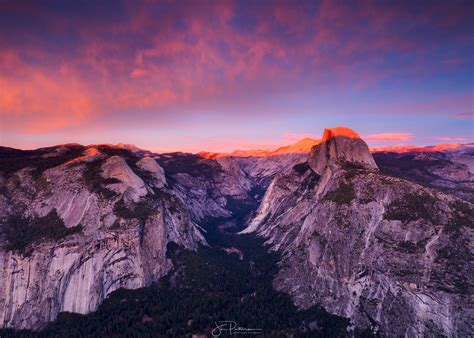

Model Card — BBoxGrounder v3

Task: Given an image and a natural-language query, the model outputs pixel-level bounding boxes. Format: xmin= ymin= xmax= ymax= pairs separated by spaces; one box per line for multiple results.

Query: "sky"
xmin=0 ymin=0 xmax=473 ymax=153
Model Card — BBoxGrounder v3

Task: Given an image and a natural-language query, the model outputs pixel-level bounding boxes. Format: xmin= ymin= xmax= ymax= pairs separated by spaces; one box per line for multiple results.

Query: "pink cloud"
xmin=365 ymin=133 xmax=413 ymax=141
xmin=434 ymin=136 xmax=469 ymax=141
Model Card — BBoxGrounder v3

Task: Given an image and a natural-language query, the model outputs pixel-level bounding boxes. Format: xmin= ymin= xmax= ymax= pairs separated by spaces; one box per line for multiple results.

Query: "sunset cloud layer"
xmin=365 ymin=133 xmax=413 ymax=142
xmin=0 ymin=0 xmax=472 ymax=151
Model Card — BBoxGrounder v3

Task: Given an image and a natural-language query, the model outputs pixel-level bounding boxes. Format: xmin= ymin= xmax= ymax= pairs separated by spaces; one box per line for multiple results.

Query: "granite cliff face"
xmin=244 ymin=127 xmax=473 ymax=336
xmin=0 ymin=145 xmax=204 ymax=329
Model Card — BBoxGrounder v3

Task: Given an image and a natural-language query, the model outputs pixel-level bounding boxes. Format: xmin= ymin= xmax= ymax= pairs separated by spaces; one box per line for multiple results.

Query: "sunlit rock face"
xmin=245 ymin=127 xmax=473 ymax=337
xmin=309 ymin=127 xmax=378 ymax=175
xmin=0 ymin=145 xmax=204 ymax=329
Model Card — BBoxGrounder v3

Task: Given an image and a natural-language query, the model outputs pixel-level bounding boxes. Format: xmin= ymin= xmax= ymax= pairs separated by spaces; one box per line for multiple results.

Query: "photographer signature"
xmin=212 ymin=321 xmax=262 ymax=336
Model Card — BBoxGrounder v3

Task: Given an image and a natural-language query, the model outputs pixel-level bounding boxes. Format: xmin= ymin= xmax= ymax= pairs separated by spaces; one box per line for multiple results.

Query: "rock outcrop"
xmin=0 ymin=146 xmax=204 ymax=329
xmin=136 ymin=156 xmax=166 ymax=188
xmin=101 ymin=155 xmax=148 ymax=201
xmin=244 ymin=127 xmax=473 ymax=336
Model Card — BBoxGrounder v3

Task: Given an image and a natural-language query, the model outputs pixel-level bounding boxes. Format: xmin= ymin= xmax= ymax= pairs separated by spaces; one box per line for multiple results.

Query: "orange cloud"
xmin=0 ymin=53 xmax=94 ymax=132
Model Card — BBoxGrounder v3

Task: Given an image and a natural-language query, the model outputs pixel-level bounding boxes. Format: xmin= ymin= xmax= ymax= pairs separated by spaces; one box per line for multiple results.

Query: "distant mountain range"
xmin=372 ymin=143 xmax=473 ymax=153
xmin=199 ymin=138 xmax=321 ymax=158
